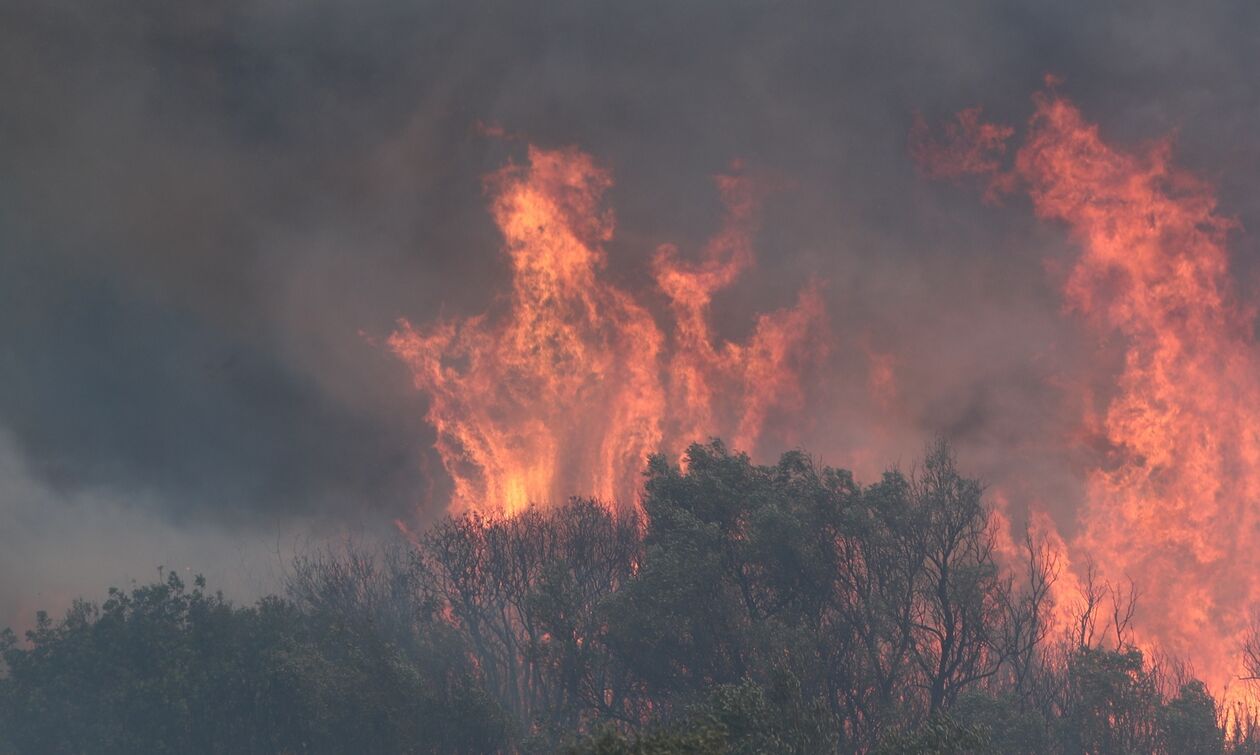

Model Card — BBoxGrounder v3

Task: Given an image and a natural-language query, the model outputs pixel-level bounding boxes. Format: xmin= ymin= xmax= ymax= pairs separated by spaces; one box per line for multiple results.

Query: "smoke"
xmin=913 ymin=86 xmax=1260 ymax=694
xmin=3 ymin=0 xmax=1259 ymax=640
xmin=388 ymin=145 xmax=825 ymax=515
xmin=0 ymin=428 xmax=303 ymax=633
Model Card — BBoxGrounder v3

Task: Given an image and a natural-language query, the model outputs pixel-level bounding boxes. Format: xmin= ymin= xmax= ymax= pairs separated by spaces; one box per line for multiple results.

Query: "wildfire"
xmin=914 ymin=82 xmax=1260 ymax=695
xmin=388 ymin=85 xmax=1260 ymax=701
xmin=389 ymin=145 xmax=825 ymax=516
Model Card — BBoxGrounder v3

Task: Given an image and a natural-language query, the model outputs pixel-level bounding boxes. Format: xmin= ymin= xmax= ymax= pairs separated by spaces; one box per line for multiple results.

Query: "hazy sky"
xmin=3 ymin=0 xmax=1259 ymax=628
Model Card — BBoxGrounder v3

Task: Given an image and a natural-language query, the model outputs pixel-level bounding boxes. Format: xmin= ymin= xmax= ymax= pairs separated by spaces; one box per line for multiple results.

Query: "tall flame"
xmin=915 ymin=84 xmax=1260 ymax=693
xmin=389 ymin=145 xmax=825 ymax=516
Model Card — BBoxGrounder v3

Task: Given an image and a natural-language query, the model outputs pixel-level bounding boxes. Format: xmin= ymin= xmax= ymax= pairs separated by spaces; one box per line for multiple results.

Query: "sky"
xmin=3 ymin=0 xmax=1260 ymax=630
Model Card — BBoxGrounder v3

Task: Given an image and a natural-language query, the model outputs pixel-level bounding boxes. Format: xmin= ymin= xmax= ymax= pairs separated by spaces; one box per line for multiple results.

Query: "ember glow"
xmin=916 ymin=84 xmax=1260 ymax=695
xmin=388 ymin=146 xmax=825 ymax=515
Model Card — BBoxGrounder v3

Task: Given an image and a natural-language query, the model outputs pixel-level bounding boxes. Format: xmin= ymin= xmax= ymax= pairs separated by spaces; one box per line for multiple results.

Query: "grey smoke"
xmin=2 ymin=0 xmax=1258 ymax=629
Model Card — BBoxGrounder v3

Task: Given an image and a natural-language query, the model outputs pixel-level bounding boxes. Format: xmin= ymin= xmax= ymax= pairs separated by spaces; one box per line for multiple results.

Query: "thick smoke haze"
xmin=2 ymin=0 xmax=1260 ymax=636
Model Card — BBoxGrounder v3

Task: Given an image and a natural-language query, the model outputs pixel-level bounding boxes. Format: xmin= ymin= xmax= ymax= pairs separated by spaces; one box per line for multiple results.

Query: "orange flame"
xmin=389 ymin=145 xmax=825 ymax=516
xmin=916 ymin=84 xmax=1260 ymax=694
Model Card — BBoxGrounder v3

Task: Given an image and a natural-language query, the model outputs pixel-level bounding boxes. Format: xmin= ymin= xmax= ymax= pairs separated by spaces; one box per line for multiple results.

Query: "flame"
xmin=389 ymin=145 xmax=825 ymax=515
xmin=1028 ymin=507 xmax=1086 ymax=644
xmin=916 ymin=84 xmax=1260 ymax=693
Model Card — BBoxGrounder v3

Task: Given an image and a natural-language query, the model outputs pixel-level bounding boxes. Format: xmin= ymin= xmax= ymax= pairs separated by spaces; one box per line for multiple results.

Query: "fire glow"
xmin=391 ymin=84 xmax=1260 ymax=700
xmin=914 ymin=82 xmax=1260 ymax=698
xmin=389 ymin=146 xmax=826 ymax=516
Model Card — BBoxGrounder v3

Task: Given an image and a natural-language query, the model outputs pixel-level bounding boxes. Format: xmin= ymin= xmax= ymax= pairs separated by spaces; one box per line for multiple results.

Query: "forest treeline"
xmin=1 ymin=440 xmax=1256 ymax=753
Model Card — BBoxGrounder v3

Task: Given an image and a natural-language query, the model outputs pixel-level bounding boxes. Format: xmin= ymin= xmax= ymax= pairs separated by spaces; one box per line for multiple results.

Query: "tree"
xmin=601 ymin=442 xmax=853 ymax=718
xmin=0 ymin=436 xmax=1242 ymax=752
xmin=873 ymin=712 xmax=993 ymax=754
xmin=0 ymin=568 xmax=508 ymax=754
xmin=418 ymin=498 xmax=641 ymax=747
xmin=1161 ymin=681 xmax=1223 ymax=755
xmin=1061 ymin=646 xmax=1161 ymax=755
xmin=908 ymin=440 xmax=1008 ymax=715
xmin=951 ymin=691 xmax=1048 ymax=755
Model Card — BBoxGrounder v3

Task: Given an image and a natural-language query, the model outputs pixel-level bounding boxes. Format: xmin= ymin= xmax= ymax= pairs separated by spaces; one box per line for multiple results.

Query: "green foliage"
xmin=0 ymin=569 xmax=507 ymax=754
xmin=0 ymin=438 xmax=1245 ymax=753
xmin=1162 ymin=681 xmax=1224 ymax=755
xmin=1061 ymin=647 xmax=1161 ymax=754
xmin=951 ymin=691 xmax=1049 ymax=754
xmin=873 ymin=712 xmax=993 ymax=754
xmin=602 ymin=442 xmax=855 ymax=698
xmin=566 ymin=673 xmax=833 ymax=755
xmin=565 ymin=722 xmax=727 ymax=755
xmin=700 ymin=674 xmax=837 ymax=754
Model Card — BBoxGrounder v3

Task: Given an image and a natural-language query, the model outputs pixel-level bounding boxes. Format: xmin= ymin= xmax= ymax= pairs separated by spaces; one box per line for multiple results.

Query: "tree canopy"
xmin=1 ymin=439 xmax=1254 ymax=753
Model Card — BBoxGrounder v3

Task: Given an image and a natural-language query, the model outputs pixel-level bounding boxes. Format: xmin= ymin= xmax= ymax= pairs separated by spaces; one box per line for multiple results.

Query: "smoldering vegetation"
xmin=2 ymin=440 xmax=1255 ymax=754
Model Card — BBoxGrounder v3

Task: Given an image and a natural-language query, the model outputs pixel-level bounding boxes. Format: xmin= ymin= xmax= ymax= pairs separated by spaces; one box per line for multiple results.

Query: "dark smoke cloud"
xmin=2 ymin=0 xmax=1258 ymax=626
